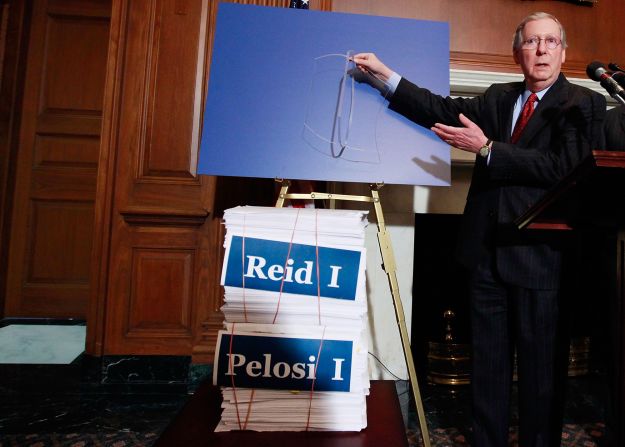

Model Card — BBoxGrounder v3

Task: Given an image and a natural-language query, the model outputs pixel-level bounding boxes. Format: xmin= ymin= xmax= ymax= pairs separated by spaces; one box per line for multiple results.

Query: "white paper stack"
xmin=213 ymin=323 xmax=369 ymax=431
xmin=213 ymin=206 xmax=370 ymax=432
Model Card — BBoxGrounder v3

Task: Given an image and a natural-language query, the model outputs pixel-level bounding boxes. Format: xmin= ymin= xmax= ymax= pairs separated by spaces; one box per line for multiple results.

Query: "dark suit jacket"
xmin=389 ymin=73 xmax=606 ymax=289
xmin=604 ymin=105 xmax=625 ymax=151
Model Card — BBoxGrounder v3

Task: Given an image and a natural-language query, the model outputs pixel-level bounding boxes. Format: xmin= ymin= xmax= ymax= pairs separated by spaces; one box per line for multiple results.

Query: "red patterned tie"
xmin=511 ymin=93 xmax=538 ymax=144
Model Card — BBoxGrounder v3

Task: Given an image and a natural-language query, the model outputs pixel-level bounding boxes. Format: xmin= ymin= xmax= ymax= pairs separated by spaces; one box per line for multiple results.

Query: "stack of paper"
xmin=213 ymin=206 xmax=370 ymax=432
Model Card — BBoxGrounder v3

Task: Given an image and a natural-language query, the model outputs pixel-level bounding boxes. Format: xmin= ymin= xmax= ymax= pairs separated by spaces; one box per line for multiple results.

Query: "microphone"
xmin=612 ymin=71 xmax=625 ymax=89
xmin=586 ymin=61 xmax=625 ymax=105
xmin=607 ymin=62 xmax=625 ymax=88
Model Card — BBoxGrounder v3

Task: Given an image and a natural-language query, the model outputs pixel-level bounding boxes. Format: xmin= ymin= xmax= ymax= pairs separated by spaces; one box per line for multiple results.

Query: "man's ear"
xmin=561 ymin=48 xmax=566 ymax=65
xmin=513 ymin=49 xmax=520 ymax=64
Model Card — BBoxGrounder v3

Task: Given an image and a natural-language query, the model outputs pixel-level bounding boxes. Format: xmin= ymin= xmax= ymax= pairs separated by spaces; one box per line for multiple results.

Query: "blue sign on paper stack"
xmin=222 ymin=236 xmax=361 ymax=301
xmin=214 ymin=333 xmax=353 ymax=392
xmin=213 ymin=206 xmax=370 ymax=432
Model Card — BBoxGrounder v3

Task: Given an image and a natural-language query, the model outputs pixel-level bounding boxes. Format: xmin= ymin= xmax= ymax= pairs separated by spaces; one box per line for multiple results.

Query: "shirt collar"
xmin=521 ymin=84 xmax=552 ymax=103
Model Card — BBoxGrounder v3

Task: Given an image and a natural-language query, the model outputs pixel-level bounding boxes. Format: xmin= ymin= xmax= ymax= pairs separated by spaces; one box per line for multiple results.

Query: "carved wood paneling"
xmin=114 ymin=0 xmax=210 ymax=205
xmin=34 ymin=135 xmax=100 ymax=168
xmin=27 ymin=200 xmax=93 ymax=284
xmin=3 ymin=0 xmax=109 ymax=319
xmin=0 ymin=1 xmax=28 ymax=317
xmin=141 ymin=0 xmax=205 ymax=179
xmin=192 ymin=215 xmax=226 ymax=363
xmin=42 ymin=14 xmax=109 ymax=113
xmin=17 ymin=199 xmax=93 ymax=316
xmin=95 ymin=0 xmax=216 ymax=356
xmin=0 ymin=5 xmax=8 ymax=87
xmin=332 ymin=0 xmax=624 ymax=78
xmin=120 ymin=206 xmax=208 ymax=226
xmin=127 ymin=248 xmax=194 ymax=335
xmin=103 ymin=224 xmax=202 ymax=353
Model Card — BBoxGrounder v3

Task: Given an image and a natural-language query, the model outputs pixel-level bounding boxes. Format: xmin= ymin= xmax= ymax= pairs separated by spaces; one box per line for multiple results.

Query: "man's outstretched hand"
xmin=351 ymin=53 xmax=393 ymax=83
xmin=431 ymin=113 xmax=489 ymax=153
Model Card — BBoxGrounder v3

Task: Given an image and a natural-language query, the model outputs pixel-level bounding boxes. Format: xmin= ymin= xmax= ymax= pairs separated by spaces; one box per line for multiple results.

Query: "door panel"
xmin=4 ymin=0 xmax=110 ymax=318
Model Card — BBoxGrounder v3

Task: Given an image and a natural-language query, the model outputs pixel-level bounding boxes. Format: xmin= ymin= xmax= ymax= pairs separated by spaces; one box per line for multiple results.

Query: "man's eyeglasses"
xmin=520 ymin=35 xmax=562 ymax=50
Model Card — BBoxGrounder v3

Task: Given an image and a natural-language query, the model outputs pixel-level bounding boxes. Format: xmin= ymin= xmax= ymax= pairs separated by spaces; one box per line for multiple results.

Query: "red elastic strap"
xmin=305 ymin=326 xmax=326 ymax=431
xmin=228 ymin=323 xmax=256 ymax=430
xmin=315 ymin=210 xmax=321 ymax=325
xmin=272 ymin=209 xmax=301 ymax=324
xmin=228 ymin=323 xmax=243 ymax=430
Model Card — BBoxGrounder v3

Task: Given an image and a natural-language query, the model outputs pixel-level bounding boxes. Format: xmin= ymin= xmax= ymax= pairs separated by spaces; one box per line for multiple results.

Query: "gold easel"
xmin=275 ymin=179 xmax=431 ymax=447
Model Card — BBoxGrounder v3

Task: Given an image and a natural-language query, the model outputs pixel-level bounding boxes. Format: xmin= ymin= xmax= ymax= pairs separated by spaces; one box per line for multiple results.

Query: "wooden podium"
xmin=515 ymin=150 xmax=625 ymax=445
xmin=154 ymin=380 xmax=408 ymax=447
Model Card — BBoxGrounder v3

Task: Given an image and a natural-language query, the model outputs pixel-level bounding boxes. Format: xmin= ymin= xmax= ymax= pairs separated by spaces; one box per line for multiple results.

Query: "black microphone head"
xmin=587 ymin=61 xmax=607 ymax=81
xmin=608 ymin=62 xmax=624 ymax=72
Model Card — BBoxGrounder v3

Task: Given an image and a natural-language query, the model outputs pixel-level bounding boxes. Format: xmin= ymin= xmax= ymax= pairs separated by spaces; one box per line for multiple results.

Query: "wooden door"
xmin=3 ymin=0 xmax=111 ymax=318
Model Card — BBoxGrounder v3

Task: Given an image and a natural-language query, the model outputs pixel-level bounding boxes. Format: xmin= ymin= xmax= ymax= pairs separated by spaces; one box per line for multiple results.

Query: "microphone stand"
xmin=608 ymin=69 xmax=625 ymax=104
xmin=599 ymin=78 xmax=625 ymax=106
xmin=611 ymin=92 xmax=625 ymax=106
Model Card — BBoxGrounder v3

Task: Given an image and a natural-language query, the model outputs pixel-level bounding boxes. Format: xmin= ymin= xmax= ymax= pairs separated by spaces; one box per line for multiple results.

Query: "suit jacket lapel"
xmin=515 ymin=74 xmax=568 ymax=146
xmin=499 ymin=85 xmax=523 ymax=143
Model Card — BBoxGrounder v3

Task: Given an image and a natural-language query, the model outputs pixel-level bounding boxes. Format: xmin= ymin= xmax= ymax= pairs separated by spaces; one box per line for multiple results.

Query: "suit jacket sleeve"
xmin=388 ymin=77 xmax=486 ymax=129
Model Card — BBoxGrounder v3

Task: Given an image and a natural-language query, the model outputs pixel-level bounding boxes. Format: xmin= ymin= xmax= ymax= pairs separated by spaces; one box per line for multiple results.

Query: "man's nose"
xmin=536 ymin=39 xmax=548 ymax=54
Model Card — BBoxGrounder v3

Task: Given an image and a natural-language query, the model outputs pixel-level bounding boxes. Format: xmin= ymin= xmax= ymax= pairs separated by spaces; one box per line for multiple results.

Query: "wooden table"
xmin=155 ymin=380 xmax=409 ymax=447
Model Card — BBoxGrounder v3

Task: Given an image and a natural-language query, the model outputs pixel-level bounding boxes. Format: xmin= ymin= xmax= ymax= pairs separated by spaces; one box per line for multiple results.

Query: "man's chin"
xmin=529 ymin=73 xmax=553 ymax=83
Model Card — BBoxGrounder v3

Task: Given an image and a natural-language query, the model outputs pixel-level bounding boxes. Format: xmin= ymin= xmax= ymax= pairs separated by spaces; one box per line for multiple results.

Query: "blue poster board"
xmin=198 ymin=4 xmax=450 ymax=186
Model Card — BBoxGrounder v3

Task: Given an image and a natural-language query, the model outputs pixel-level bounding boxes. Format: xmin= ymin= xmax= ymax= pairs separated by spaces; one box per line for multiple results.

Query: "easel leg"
xmin=371 ymin=187 xmax=431 ymax=447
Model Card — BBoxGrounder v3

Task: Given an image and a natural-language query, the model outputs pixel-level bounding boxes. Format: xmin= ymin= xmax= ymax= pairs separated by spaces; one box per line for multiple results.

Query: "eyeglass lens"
xmin=522 ymin=36 xmax=560 ymax=49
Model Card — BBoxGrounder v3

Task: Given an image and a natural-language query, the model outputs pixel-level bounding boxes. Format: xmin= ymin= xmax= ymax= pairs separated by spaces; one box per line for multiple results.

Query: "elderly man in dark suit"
xmin=353 ymin=12 xmax=605 ymax=447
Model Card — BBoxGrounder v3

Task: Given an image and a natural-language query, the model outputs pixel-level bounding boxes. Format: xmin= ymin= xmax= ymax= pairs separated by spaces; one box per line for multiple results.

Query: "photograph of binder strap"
xmin=302 ymin=51 xmax=385 ymax=164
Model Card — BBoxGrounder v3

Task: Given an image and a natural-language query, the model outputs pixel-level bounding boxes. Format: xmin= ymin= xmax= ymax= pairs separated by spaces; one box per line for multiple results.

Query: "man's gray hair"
xmin=512 ymin=12 xmax=568 ymax=50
